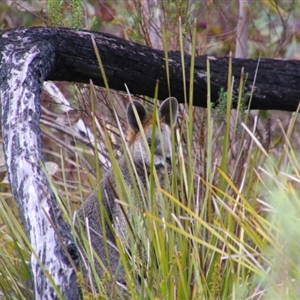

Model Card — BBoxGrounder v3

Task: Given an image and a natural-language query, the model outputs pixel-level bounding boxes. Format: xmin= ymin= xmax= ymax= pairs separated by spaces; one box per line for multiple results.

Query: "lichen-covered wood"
xmin=0 ymin=28 xmax=80 ymax=300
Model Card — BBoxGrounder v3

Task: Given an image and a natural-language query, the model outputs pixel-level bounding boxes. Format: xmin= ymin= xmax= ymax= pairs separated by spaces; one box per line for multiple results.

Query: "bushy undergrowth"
xmin=1 ymin=1 xmax=300 ymax=300
xmin=1 ymin=59 xmax=300 ymax=300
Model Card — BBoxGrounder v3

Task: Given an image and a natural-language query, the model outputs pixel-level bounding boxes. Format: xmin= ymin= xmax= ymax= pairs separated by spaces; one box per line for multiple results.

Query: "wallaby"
xmin=76 ymin=97 xmax=178 ymax=293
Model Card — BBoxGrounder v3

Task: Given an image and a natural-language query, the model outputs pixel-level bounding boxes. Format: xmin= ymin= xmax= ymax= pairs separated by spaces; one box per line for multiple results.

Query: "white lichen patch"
xmin=0 ymin=33 xmax=77 ymax=298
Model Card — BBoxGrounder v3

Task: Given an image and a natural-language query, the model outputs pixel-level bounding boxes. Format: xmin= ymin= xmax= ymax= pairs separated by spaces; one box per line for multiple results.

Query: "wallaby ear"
xmin=127 ymin=100 xmax=148 ymax=133
xmin=158 ymin=97 xmax=178 ymax=127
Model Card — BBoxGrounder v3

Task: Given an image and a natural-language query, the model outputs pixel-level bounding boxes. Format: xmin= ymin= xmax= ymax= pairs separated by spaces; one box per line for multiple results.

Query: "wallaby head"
xmin=126 ymin=97 xmax=178 ymax=175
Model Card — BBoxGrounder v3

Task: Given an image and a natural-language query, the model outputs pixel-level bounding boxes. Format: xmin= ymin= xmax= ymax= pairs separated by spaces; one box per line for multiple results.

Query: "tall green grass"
xmin=1 ymin=27 xmax=300 ymax=300
xmin=73 ymin=37 xmax=300 ymax=299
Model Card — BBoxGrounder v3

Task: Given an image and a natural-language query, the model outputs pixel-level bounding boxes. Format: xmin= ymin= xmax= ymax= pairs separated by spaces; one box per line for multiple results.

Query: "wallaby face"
xmin=126 ymin=97 xmax=178 ymax=176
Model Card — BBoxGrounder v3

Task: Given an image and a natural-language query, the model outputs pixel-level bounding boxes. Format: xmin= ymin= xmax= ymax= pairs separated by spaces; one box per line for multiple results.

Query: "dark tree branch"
xmin=2 ymin=27 xmax=299 ymax=111
xmin=0 ymin=26 xmax=300 ymax=299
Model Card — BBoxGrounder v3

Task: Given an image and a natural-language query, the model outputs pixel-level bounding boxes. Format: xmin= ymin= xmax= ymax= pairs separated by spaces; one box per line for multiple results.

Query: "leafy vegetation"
xmin=1 ymin=1 xmax=300 ymax=299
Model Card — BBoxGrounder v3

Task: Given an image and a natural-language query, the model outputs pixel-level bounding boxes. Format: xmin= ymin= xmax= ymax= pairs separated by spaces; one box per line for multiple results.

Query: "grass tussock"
xmin=1 ymin=12 xmax=300 ymax=300
xmin=1 ymin=68 xmax=300 ymax=300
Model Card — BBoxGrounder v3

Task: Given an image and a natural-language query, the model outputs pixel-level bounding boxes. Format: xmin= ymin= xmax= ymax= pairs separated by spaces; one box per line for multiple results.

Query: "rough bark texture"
xmin=0 ymin=25 xmax=300 ymax=299
xmin=0 ymin=28 xmax=79 ymax=299
xmin=49 ymin=28 xmax=300 ymax=112
xmin=1 ymin=27 xmax=299 ymax=112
